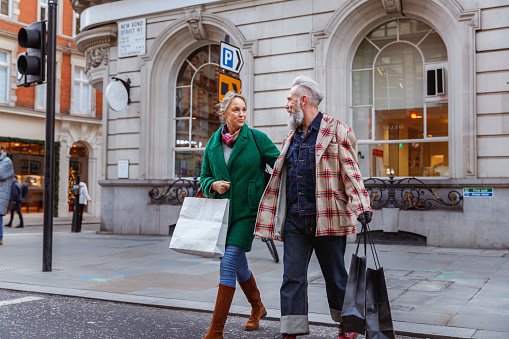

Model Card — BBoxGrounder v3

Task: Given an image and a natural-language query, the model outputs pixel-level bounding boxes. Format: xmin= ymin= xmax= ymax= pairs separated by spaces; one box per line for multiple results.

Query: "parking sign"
xmin=220 ymin=41 xmax=244 ymax=73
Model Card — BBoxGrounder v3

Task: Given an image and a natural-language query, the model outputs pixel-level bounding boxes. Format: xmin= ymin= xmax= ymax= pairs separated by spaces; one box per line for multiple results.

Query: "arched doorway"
xmin=68 ymin=142 xmax=88 ymax=210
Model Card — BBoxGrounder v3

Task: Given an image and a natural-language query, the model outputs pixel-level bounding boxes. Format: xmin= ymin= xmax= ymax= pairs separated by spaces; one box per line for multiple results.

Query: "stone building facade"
xmin=1 ymin=0 xmax=103 ymax=217
xmin=73 ymin=0 xmax=509 ymax=248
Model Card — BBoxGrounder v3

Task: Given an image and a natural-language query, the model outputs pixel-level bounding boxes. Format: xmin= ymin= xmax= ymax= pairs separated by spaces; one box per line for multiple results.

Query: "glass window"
xmin=174 ymin=44 xmax=222 ymax=178
xmin=1 ymin=0 xmax=10 ymax=16
xmin=73 ymin=67 xmax=91 ymax=114
xmin=0 ymin=50 xmax=8 ymax=102
xmin=36 ymin=83 xmax=46 ymax=110
xmin=74 ymin=12 xmax=80 ymax=36
xmin=352 ymin=19 xmax=449 ymax=177
xmin=39 ymin=0 xmax=48 ymax=21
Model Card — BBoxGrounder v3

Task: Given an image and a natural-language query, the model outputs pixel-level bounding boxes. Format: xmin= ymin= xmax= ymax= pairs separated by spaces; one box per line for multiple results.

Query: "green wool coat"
xmin=200 ymin=124 xmax=280 ymax=251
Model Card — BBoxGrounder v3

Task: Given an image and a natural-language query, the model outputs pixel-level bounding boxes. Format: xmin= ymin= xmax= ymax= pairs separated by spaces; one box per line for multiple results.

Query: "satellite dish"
xmin=105 ymin=79 xmax=130 ymax=111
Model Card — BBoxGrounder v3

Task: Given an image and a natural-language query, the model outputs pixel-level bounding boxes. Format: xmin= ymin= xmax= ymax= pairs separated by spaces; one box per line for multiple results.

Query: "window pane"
xmin=375 ymin=107 xmax=423 ymax=141
xmin=73 ymin=82 xmax=80 ymax=112
xmin=211 ymin=44 xmax=220 ymax=64
xmin=0 ymin=66 xmax=7 ymax=102
xmin=41 ymin=7 xmax=46 ymax=21
xmin=352 ymin=70 xmax=372 ymax=106
xmin=353 ymin=39 xmax=378 ymax=70
xmin=188 ymin=46 xmax=209 ymax=69
xmin=37 ymin=84 xmax=46 ymax=108
xmin=176 ymin=87 xmax=191 ymax=117
xmin=419 ymin=31 xmax=447 ymax=62
xmin=364 ymin=142 xmax=448 ymax=177
xmin=375 ymin=43 xmax=423 ymax=111
xmin=176 ymin=61 xmax=193 ymax=86
xmin=175 ymin=119 xmax=190 ymax=147
xmin=192 ymin=64 xmax=219 ymax=118
xmin=426 ymin=102 xmax=448 ymax=137
xmin=367 ymin=20 xmax=397 ymax=49
xmin=0 ymin=51 xmax=7 ymax=63
xmin=175 ymin=150 xmax=204 ymax=178
xmin=81 ymin=84 xmax=90 ymax=113
xmin=1 ymin=0 xmax=9 ymax=16
xmin=352 ymin=107 xmax=372 ymax=140
xmin=398 ymin=19 xmax=431 ymax=44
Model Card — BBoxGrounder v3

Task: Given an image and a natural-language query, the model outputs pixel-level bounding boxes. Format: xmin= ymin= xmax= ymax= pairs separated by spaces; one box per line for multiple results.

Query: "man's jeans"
xmin=280 ymin=213 xmax=348 ymax=335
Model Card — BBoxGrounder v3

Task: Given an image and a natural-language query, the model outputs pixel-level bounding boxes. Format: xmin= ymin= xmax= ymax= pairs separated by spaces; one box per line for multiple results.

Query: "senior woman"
xmin=201 ymin=91 xmax=279 ymax=338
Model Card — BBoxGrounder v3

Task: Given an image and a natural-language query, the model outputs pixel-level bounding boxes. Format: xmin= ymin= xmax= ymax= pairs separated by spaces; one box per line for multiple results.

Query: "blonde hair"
xmin=217 ymin=91 xmax=246 ymax=116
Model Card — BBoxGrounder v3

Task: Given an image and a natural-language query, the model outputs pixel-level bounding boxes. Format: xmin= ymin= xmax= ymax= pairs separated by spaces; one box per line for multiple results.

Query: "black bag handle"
xmin=356 ymin=219 xmax=381 ymax=269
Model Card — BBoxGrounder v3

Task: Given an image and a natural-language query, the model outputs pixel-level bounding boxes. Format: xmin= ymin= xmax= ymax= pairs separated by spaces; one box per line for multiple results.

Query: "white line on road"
xmin=0 ymin=296 xmax=44 ymax=306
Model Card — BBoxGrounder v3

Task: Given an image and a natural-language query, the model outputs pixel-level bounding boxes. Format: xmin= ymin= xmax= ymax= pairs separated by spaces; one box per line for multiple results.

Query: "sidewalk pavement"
xmin=0 ymin=216 xmax=508 ymax=339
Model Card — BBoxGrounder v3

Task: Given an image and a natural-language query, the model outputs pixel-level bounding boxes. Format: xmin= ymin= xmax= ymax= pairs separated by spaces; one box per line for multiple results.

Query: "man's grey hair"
xmin=292 ymin=76 xmax=324 ymax=107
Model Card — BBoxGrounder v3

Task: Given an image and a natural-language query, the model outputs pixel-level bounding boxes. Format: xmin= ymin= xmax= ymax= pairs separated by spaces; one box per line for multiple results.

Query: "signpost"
xmin=463 ymin=188 xmax=493 ymax=197
xmin=118 ymin=18 xmax=146 ymax=58
xmin=220 ymin=41 xmax=244 ymax=73
xmin=218 ymin=72 xmax=242 ymax=102
xmin=218 ymin=36 xmax=243 ymax=101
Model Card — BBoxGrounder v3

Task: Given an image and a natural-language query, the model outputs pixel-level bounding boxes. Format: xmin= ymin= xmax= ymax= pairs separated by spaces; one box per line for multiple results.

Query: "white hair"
xmin=292 ymin=76 xmax=324 ymax=107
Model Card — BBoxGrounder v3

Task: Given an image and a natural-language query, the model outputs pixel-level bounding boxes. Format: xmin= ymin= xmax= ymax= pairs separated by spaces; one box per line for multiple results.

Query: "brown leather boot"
xmin=239 ymin=273 xmax=267 ymax=331
xmin=203 ymin=284 xmax=236 ymax=339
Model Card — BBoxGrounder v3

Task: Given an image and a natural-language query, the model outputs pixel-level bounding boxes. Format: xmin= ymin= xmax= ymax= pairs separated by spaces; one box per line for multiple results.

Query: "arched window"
xmin=352 ymin=19 xmax=448 ymax=177
xmin=174 ymin=44 xmax=222 ymax=178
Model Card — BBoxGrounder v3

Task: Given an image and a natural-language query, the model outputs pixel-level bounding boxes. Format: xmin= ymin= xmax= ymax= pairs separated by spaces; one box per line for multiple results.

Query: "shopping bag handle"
xmin=354 ymin=222 xmax=368 ymax=256
xmin=364 ymin=221 xmax=381 ymax=269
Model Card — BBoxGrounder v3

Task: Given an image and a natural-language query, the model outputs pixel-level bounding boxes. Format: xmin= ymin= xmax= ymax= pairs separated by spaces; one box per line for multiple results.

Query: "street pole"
xmin=43 ymin=0 xmax=58 ymax=272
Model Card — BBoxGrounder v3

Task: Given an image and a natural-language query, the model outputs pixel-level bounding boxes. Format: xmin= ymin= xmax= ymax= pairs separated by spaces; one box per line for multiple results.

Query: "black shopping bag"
xmin=364 ymin=225 xmax=395 ymax=339
xmin=341 ymin=224 xmax=368 ymax=334
xmin=342 ymin=253 xmax=367 ymax=333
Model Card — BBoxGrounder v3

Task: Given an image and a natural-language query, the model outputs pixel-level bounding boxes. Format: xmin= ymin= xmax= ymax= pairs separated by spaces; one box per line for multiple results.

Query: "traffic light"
xmin=17 ymin=21 xmax=46 ymax=87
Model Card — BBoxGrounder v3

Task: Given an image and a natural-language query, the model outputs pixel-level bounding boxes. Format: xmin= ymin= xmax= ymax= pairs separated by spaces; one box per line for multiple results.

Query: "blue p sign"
xmin=223 ymin=49 xmax=233 ymax=68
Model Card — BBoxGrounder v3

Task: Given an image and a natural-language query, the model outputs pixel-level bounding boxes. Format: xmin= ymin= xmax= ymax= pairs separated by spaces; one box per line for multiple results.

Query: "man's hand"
xmin=357 ymin=211 xmax=373 ymax=225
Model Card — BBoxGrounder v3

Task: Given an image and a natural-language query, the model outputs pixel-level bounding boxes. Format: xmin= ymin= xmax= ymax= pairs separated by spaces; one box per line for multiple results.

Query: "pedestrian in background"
xmin=0 ymin=144 xmax=14 ymax=246
xmin=255 ymin=76 xmax=372 ymax=339
xmin=201 ymin=91 xmax=280 ymax=338
xmin=77 ymin=181 xmax=91 ymax=231
xmin=5 ymin=175 xmax=24 ymax=228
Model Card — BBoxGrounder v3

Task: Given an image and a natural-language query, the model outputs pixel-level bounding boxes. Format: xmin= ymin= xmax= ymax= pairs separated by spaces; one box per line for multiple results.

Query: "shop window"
xmin=0 ymin=50 xmax=8 ymax=103
xmin=174 ymin=44 xmax=222 ymax=178
xmin=2 ymin=142 xmax=45 ymax=213
xmin=352 ymin=19 xmax=448 ymax=177
xmin=68 ymin=143 xmax=88 ymax=210
xmin=73 ymin=67 xmax=91 ymax=115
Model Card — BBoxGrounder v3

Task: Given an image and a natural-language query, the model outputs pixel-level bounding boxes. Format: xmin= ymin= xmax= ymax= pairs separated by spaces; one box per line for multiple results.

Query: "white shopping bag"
xmin=169 ymin=197 xmax=229 ymax=257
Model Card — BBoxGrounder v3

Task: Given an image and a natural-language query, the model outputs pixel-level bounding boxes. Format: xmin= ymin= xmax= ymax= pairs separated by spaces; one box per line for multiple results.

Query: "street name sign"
xmin=118 ymin=18 xmax=146 ymax=58
xmin=463 ymin=188 xmax=493 ymax=197
xmin=220 ymin=41 xmax=244 ymax=73
xmin=218 ymin=72 xmax=241 ymax=102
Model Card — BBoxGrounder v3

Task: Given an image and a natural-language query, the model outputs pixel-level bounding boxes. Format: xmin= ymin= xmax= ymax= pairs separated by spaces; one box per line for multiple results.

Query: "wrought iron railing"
xmin=148 ymin=177 xmax=200 ymax=205
xmin=364 ymin=174 xmax=463 ymax=210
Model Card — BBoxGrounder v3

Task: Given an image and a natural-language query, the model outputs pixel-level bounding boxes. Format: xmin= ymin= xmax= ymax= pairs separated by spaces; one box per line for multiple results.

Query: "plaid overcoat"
xmin=254 ymin=113 xmax=372 ymax=241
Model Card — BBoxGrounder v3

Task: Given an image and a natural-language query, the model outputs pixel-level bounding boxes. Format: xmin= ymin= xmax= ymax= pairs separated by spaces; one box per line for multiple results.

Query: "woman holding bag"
xmin=201 ymin=91 xmax=279 ymax=338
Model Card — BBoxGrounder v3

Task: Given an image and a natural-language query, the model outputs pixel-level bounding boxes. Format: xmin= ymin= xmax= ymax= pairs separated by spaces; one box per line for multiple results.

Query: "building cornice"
xmin=71 ymin=0 xmax=119 ymax=14
xmin=74 ymin=26 xmax=117 ymax=53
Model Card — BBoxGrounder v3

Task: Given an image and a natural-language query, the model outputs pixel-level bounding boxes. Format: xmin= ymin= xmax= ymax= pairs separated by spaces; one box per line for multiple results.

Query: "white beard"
xmin=288 ymin=106 xmax=304 ymax=130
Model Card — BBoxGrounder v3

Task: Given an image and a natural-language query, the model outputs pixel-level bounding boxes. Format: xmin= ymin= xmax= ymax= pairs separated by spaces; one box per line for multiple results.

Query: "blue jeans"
xmin=219 ymin=245 xmax=252 ymax=287
xmin=280 ymin=213 xmax=348 ymax=335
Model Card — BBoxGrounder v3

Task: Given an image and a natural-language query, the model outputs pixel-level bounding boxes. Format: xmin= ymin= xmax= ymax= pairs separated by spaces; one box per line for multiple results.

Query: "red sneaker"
xmin=337 ymin=323 xmax=357 ymax=339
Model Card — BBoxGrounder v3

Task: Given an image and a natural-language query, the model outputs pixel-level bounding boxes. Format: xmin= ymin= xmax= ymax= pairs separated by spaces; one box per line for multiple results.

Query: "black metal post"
xmin=387 ymin=173 xmax=396 ymax=208
xmin=43 ymin=0 xmax=58 ymax=272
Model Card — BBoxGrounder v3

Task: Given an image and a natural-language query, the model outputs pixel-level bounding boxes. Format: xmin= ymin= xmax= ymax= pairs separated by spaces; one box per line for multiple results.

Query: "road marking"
xmin=0 ymin=296 xmax=44 ymax=306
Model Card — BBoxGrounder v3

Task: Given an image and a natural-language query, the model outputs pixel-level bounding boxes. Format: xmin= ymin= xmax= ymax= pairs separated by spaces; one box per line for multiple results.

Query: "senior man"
xmin=255 ymin=76 xmax=372 ymax=339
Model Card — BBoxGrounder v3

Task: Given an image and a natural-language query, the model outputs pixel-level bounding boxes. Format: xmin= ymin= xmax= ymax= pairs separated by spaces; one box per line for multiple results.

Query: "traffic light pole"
xmin=43 ymin=0 xmax=58 ymax=272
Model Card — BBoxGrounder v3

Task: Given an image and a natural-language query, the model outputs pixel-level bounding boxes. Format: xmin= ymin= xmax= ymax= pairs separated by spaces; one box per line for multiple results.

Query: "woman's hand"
xmin=211 ymin=180 xmax=230 ymax=194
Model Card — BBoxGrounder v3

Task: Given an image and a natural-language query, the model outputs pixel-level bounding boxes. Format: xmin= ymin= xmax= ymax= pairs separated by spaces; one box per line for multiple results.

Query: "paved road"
xmin=0 ymin=289 xmax=422 ymax=339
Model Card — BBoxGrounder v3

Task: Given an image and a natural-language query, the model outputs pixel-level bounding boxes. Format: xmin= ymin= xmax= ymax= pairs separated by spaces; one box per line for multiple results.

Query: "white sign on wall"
xmin=118 ymin=160 xmax=129 ymax=178
xmin=118 ymin=18 xmax=146 ymax=58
